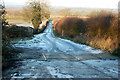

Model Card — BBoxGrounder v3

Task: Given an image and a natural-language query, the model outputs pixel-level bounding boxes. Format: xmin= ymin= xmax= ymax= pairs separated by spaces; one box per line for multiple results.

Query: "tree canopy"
xmin=23 ymin=0 xmax=50 ymax=32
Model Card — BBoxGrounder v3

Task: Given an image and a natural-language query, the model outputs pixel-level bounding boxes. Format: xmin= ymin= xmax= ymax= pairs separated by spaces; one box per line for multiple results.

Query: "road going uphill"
xmin=3 ymin=21 xmax=119 ymax=79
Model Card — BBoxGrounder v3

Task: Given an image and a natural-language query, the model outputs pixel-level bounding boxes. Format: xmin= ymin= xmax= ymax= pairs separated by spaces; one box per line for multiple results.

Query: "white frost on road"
xmin=59 ymin=38 xmax=104 ymax=54
xmin=46 ymin=66 xmax=74 ymax=78
xmin=8 ymin=59 xmax=118 ymax=78
xmin=5 ymin=21 xmax=118 ymax=79
xmin=13 ymin=22 xmax=104 ymax=54
xmin=82 ymin=60 xmax=118 ymax=78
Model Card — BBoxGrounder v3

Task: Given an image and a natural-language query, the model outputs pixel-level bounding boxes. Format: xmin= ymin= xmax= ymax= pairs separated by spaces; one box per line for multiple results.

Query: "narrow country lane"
xmin=3 ymin=21 xmax=119 ymax=79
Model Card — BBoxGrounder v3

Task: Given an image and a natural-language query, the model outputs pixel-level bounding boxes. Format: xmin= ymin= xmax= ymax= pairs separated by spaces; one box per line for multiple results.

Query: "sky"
xmin=2 ymin=0 xmax=120 ymax=9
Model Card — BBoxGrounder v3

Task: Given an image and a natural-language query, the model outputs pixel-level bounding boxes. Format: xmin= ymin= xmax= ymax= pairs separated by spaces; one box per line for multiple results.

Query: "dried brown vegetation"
xmin=53 ymin=10 xmax=119 ymax=55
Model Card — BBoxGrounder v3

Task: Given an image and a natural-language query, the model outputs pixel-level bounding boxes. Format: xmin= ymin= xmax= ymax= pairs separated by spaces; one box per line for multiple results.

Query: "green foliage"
xmin=23 ymin=0 xmax=50 ymax=33
xmin=1 ymin=10 xmax=17 ymax=69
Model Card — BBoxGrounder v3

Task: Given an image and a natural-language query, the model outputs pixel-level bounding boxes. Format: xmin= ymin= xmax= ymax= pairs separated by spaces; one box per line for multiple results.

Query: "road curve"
xmin=38 ymin=21 xmax=104 ymax=54
xmin=2 ymin=21 xmax=118 ymax=79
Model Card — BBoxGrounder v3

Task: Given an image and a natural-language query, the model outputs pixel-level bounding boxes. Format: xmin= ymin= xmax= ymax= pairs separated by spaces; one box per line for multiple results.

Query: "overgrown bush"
xmin=72 ymin=19 xmax=86 ymax=36
xmin=86 ymin=10 xmax=116 ymax=38
xmin=53 ymin=10 xmax=119 ymax=56
xmin=2 ymin=12 xmax=19 ymax=69
xmin=53 ymin=17 xmax=86 ymax=38
xmin=86 ymin=10 xmax=118 ymax=52
xmin=23 ymin=0 xmax=50 ymax=33
xmin=6 ymin=25 xmax=33 ymax=38
xmin=2 ymin=10 xmax=34 ymax=69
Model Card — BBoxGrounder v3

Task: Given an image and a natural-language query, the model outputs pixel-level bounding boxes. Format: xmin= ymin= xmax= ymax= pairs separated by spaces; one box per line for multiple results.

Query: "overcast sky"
xmin=3 ymin=0 xmax=120 ymax=9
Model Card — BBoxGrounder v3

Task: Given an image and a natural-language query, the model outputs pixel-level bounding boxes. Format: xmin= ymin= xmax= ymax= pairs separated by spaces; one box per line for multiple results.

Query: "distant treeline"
xmin=6 ymin=8 xmax=24 ymax=20
xmin=7 ymin=8 xmax=117 ymax=20
xmin=53 ymin=10 xmax=119 ymax=56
